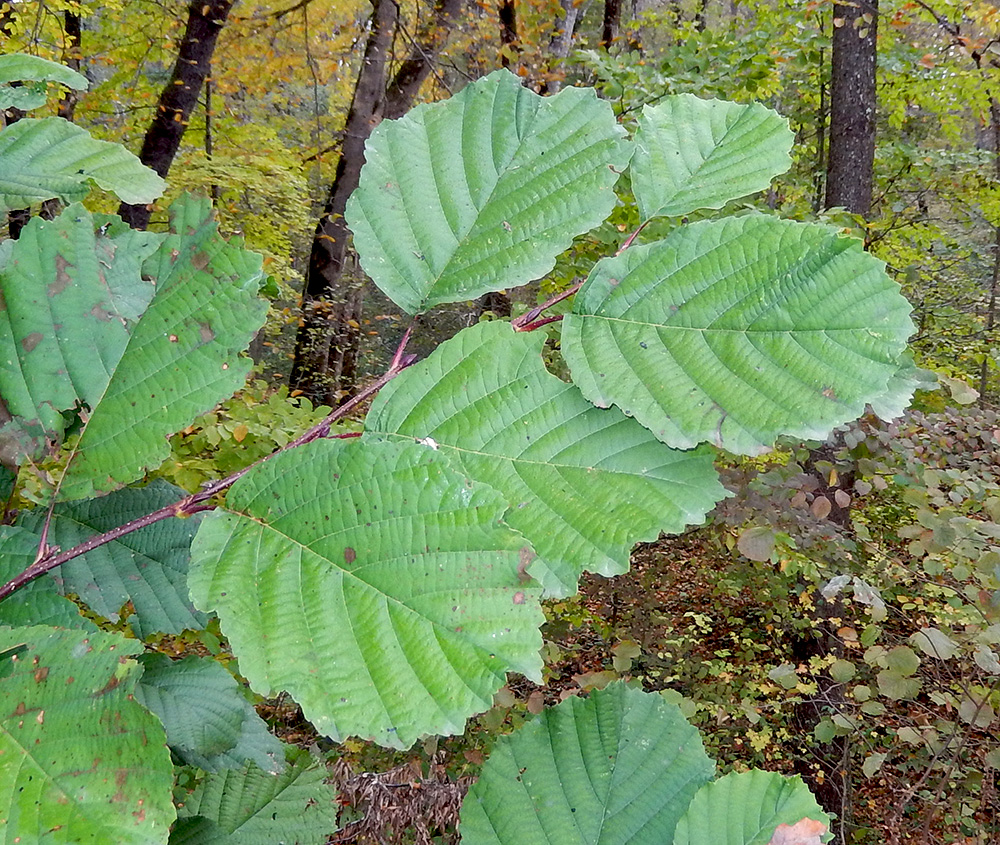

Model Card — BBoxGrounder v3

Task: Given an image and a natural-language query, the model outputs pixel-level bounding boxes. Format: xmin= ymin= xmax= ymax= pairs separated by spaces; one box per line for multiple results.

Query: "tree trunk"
xmin=290 ymin=0 xmax=469 ymax=404
xmin=40 ymin=9 xmax=83 ymax=222
xmin=980 ymin=97 xmax=1000 ymax=405
xmin=601 ymin=0 xmax=622 ymax=48
xmin=2 ymin=2 xmax=27 ymax=239
xmin=812 ymin=37 xmax=827 ymax=214
xmin=498 ymin=0 xmax=519 ymax=68
xmin=289 ymin=0 xmax=397 ymax=404
xmin=825 ymin=1 xmax=878 ymax=216
xmin=694 ymin=0 xmax=708 ymax=32
xmin=118 ymin=0 xmax=236 ymax=229
xmin=384 ymin=0 xmax=463 ymax=120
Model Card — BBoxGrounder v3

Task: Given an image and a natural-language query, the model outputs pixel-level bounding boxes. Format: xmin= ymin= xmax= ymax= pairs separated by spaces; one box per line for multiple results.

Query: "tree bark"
xmin=118 ymin=0 xmax=235 ymax=229
xmin=601 ymin=0 xmax=622 ymax=48
xmin=289 ymin=0 xmax=397 ymax=404
xmin=980 ymin=97 xmax=1000 ymax=405
xmin=39 ymin=9 xmax=83 ymax=222
xmin=498 ymin=0 xmax=519 ymax=68
xmin=290 ymin=0 xmax=469 ymax=403
xmin=384 ymin=0 xmax=463 ymax=120
xmin=824 ymin=0 xmax=878 ymax=216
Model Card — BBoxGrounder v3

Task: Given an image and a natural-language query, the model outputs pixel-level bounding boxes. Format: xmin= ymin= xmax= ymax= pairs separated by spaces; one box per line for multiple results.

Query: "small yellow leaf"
xmin=232 ymin=424 xmax=248 ymax=443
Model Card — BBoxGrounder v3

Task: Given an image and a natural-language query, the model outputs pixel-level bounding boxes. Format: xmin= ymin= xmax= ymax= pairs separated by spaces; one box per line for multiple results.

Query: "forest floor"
xmin=253 ymin=529 xmax=992 ymax=845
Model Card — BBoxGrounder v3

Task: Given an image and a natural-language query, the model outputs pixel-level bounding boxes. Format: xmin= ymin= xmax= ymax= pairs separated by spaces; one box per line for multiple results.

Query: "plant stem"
xmin=513 ymin=280 xmax=583 ymax=331
xmin=0 ymin=342 xmax=417 ymax=603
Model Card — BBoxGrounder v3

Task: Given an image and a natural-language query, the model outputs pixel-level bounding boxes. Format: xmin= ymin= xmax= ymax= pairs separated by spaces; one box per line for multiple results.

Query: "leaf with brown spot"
xmin=0 ymin=626 xmax=173 ymax=839
xmin=0 ymin=205 xmax=162 ymax=465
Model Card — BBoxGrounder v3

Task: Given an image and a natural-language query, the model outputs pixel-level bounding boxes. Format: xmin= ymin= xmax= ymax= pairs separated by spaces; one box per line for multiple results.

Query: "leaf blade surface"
xmin=366 ymin=320 xmax=727 ymax=596
xmin=563 ymin=215 xmax=915 ymax=454
xmin=188 ymin=438 xmax=543 ymax=749
xmin=346 ymin=69 xmax=632 ymax=313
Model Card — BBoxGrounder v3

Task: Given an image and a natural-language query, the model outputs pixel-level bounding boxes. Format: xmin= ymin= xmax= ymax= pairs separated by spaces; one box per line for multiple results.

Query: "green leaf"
xmin=188 ymin=438 xmax=543 ymax=749
xmin=172 ymin=746 xmax=336 ymax=845
xmin=0 ymin=626 xmax=175 ymax=842
xmin=136 ymin=654 xmax=285 ymax=774
xmin=365 ymin=321 xmax=727 ymax=596
xmin=0 ymin=525 xmax=95 ymax=630
xmin=0 ymin=118 xmax=165 ymax=212
xmin=460 ymin=683 xmax=714 ymax=844
xmin=57 ymin=195 xmax=268 ymax=500
xmin=563 ymin=215 xmax=914 ymax=454
xmin=673 ymin=770 xmax=830 ymax=845
xmin=876 ymin=670 xmax=921 ymax=701
xmin=18 ymin=480 xmax=208 ymax=637
xmin=0 ymin=54 xmax=87 ymax=111
xmin=0 ymin=54 xmax=88 ymax=89
xmin=0 ymin=205 xmax=163 ymax=464
xmin=346 ymin=68 xmax=632 ymax=314
xmin=909 ymin=627 xmax=959 ymax=660
xmin=631 ymin=95 xmax=793 ymax=220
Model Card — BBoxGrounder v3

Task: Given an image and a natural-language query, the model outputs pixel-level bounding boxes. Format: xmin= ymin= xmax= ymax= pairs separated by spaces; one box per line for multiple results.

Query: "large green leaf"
xmin=365 ymin=320 xmax=727 ymax=597
xmin=563 ymin=214 xmax=915 ymax=455
xmin=0 ymin=626 xmax=175 ymax=843
xmin=460 ymin=683 xmax=715 ymax=844
xmin=188 ymin=438 xmax=543 ymax=749
xmin=346 ymin=69 xmax=632 ymax=314
xmin=136 ymin=654 xmax=285 ymax=774
xmin=171 ymin=747 xmax=337 ymax=845
xmin=0 ymin=118 xmax=165 ymax=212
xmin=57 ymin=195 xmax=268 ymax=500
xmin=0 ymin=206 xmax=163 ymax=464
xmin=673 ymin=770 xmax=831 ymax=845
xmin=631 ymin=96 xmax=793 ymax=220
xmin=18 ymin=481 xmax=209 ymax=637
xmin=0 ymin=54 xmax=88 ymax=111
xmin=0 ymin=525 xmax=94 ymax=630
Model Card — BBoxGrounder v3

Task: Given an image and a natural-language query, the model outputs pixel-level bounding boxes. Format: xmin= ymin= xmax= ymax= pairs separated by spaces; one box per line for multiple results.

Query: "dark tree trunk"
xmin=40 ymin=9 xmax=83 ymax=222
xmin=498 ymin=0 xmax=519 ymax=68
xmin=2 ymin=2 xmax=27 ymax=239
xmin=118 ymin=0 xmax=235 ymax=229
xmin=694 ymin=0 xmax=708 ymax=32
xmin=290 ymin=0 xmax=467 ymax=404
xmin=601 ymin=0 xmax=622 ymax=48
xmin=825 ymin=1 xmax=878 ymax=216
xmin=289 ymin=0 xmax=398 ymax=404
xmin=384 ymin=0 xmax=463 ymax=119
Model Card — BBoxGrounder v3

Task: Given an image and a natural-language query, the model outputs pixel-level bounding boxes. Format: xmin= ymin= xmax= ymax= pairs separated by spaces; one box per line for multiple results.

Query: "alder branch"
xmin=0 ymin=337 xmax=418 ymax=603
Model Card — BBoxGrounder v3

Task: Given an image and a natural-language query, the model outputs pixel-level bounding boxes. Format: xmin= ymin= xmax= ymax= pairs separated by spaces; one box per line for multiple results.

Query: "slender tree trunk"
xmin=384 ymin=0 xmax=463 ymax=119
xmin=39 ymin=9 xmax=82 ymax=222
xmin=694 ymin=0 xmax=708 ymax=32
xmin=541 ymin=0 xmax=582 ymax=94
xmin=980 ymin=97 xmax=1000 ymax=405
xmin=601 ymin=0 xmax=622 ymax=48
xmin=1 ymin=2 xmax=27 ymax=239
xmin=812 ymin=20 xmax=827 ymax=214
xmin=825 ymin=0 xmax=878 ymax=216
xmin=289 ymin=0 xmax=397 ymax=404
xmin=204 ymin=74 xmax=220 ymax=201
xmin=290 ymin=0 xmax=468 ymax=403
xmin=118 ymin=0 xmax=236 ymax=229
xmin=498 ymin=0 xmax=519 ymax=67
xmin=812 ymin=13 xmax=878 ymax=824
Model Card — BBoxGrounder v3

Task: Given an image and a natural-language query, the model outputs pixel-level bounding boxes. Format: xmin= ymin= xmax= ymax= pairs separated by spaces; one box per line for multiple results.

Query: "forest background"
xmin=2 ymin=0 xmax=1000 ymax=843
